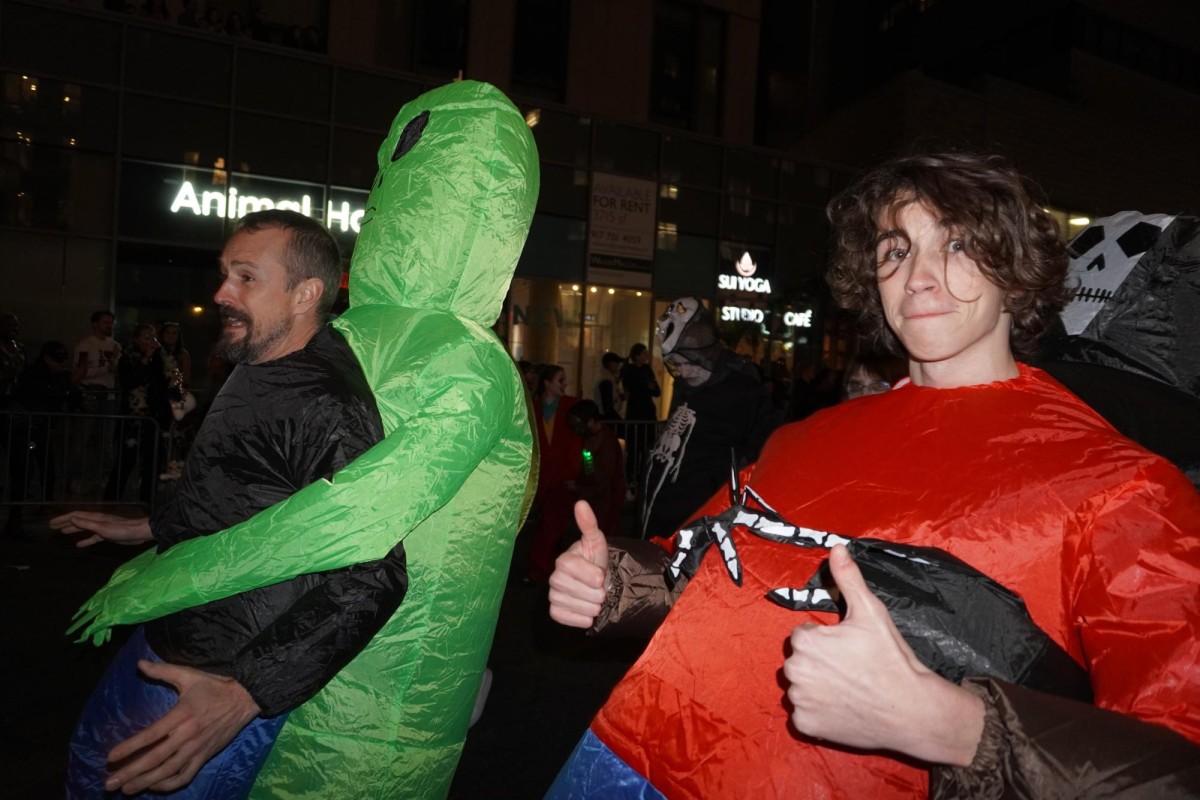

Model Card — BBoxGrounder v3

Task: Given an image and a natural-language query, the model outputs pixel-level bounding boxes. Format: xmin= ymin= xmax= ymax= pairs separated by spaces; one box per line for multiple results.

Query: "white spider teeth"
xmin=770 ymin=587 xmax=834 ymax=605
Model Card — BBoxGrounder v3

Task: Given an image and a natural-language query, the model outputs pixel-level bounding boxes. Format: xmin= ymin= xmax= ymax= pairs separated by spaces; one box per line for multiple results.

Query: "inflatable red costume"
xmin=581 ymin=365 xmax=1200 ymax=798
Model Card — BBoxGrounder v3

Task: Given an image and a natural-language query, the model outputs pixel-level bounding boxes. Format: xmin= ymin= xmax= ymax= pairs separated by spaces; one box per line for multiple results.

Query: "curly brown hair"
xmin=826 ymin=151 xmax=1072 ymax=358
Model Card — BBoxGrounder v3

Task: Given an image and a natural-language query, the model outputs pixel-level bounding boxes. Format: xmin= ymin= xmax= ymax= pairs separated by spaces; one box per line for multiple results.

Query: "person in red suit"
xmin=525 ymin=364 xmax=582 ymax=583
xmin=545 ymin=151 xmax=1200 ymax=799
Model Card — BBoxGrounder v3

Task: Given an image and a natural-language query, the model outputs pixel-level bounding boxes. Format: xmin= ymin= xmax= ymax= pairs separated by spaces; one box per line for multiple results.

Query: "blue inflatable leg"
xmin=66 ymin=627 xmax=288 ymax=799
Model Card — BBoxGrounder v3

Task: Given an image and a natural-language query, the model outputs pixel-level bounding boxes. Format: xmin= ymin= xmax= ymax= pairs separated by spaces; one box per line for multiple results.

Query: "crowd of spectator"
xmin=96 ymin=0 xmax=326 ymax=52
xmin=0 ymin=308 xmax=218 ymax=536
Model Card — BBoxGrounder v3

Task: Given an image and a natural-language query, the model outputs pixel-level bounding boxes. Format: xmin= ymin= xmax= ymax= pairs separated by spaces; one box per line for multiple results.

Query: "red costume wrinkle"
xmin=591 ymin=365 xmax=1200 ymax=799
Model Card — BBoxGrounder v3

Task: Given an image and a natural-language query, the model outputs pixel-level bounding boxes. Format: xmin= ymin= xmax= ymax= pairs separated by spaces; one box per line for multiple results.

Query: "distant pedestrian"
xmin=594 ymin=352 xmax=625 ymax=421
xmin=103 ymin=323 xmax=170 ymax=505
xmin=525 ymin=364 xmax=581 ymax=583
xmin=620 ymin=343 xmax=660 ymax=422
xmin=72 ymin=310 xmax=120 ymax=414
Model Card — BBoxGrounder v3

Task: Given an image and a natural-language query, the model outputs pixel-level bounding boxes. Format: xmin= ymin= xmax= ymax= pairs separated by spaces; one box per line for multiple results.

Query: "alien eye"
xmin=391 ymin=110 xmax=430 ymax=162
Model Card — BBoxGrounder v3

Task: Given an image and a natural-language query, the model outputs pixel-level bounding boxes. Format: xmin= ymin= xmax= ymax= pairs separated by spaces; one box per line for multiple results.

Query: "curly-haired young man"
xmin=545 ymin=151 xmax=1200 ymax=799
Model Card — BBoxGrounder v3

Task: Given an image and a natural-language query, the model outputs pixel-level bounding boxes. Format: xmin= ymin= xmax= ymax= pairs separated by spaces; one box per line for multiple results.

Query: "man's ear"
xmin=291 ymin=277 xmax=325 ymax=316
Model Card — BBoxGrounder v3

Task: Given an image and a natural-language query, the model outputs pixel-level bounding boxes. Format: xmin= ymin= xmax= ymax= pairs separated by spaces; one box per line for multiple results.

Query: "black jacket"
xmin=144 ymin=327 xmax=407 ymax=716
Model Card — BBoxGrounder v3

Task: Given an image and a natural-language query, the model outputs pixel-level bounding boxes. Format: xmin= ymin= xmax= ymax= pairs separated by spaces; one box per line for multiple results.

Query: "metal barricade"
xmin=1 ymin=409 xmax=162 ymax=522
xmin=602 ymin=418 xmax=663 ymax=496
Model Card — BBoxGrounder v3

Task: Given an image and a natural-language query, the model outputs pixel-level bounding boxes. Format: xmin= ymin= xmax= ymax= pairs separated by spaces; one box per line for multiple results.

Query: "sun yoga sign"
xmin=169 ymin=180 xmax=367 ymax=233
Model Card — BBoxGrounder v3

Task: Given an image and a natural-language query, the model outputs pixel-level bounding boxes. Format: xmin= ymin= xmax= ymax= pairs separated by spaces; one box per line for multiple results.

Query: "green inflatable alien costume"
xmin=70 ymin=81 xmax=539 ymax=797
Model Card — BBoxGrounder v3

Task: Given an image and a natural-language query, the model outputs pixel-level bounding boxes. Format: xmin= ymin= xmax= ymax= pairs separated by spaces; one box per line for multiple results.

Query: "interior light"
xmin=191 ymin=306 xmax=204 ymax=315
xmin=1068 ymin=217 xmax=1091 ymax=226
xmin=636 ymin=291 xmax=643 ymax=297
xmin=589 ymin=286 xmax=598 ymax=293
xmin=571 ymin=284 xmax=580 ymax=292
xmin=524 ymin=108 xmax=541 ymax=128
xmin=607 ymin=288 xmax=615 ymax=295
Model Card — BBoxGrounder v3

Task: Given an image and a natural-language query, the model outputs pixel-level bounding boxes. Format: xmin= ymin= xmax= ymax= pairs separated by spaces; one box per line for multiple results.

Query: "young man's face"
xmin=213 ymin=227 xmax=300 ymax=364
xmin=875 ymin=200 xmax=1012 ymax=385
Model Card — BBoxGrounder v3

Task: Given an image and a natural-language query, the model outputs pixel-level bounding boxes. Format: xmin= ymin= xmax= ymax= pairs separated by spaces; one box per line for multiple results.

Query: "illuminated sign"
xmin=721 ymin=306 xmax=765 ymax=323
xmin=717 ymin=250 xmax=772 ymax=294
xmin=169 ymin=180 xmax=366 ymax=233
xmin=783 ymin=310 xmax=813 ymax=328
xmin=718 ymin=274 xmax=772 ymax=294
xmin=735 ymin=251 xmax=757 ymax=276
xmin=719 ymin=306 xmax=813 ymax=328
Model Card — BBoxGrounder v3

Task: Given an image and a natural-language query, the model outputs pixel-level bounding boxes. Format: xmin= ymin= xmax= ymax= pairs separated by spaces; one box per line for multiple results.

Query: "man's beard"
xmin=213 ymin=306 xmax=292 ymax=364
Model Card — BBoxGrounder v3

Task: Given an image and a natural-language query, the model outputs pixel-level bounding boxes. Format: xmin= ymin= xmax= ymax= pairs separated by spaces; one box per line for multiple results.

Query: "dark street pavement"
xmin=2 ymin=506 xmax=646 ymax=798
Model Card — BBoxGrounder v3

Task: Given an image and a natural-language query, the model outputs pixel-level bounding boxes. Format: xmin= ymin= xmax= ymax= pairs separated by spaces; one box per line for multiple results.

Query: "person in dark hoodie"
xmin=639 ymin=297 xmax=781 ymax=539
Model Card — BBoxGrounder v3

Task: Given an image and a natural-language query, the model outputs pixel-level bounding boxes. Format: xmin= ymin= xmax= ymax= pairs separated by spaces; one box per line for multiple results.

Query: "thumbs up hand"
xmin=548 ymin=501 xmax=611 ymax=629
xmin=783 ymin=545 xmax=985 ymax=765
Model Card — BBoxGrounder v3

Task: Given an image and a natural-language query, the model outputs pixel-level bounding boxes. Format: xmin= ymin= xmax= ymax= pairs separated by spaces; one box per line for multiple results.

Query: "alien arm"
xmin=72 ymin=326 xmax=523 ymax=643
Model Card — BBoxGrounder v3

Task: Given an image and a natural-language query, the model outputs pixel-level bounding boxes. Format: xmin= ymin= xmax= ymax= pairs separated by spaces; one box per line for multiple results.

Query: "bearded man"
xmin=55 ymin=209 xmax=406 ymax=797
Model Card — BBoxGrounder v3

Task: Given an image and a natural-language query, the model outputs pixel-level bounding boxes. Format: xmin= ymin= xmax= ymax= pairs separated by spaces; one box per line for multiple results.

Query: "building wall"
xmin=796 ymin=53 xmax=1200 ymax=217
xmin=0 ymin=0 xmax=835 ymax=400
xmin=565 ymin=0 xmax=655 ymax=123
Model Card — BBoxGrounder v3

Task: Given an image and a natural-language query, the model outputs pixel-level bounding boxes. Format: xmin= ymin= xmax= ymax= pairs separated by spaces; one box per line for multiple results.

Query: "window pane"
xmin=334 ymin=69 xmax=424 ymax=131
xmin=0 ymin=3 xmax=121 ymax=85
xmin=650 ymin=1 xmax=695 ymax=129
xmin=236 ymin=49 xmax=331 ymax=121
xmin=512 ymin=0 xmax=569 ymax=101
xmin=725 ymin=149 xmax=778 ymax=198
xmin=0 ymin=142 xmax=114 ymax=233
xmin=506 ymin=277 xmax=583 ymax=391
xmin=779 ymin=160 xmax=832 ymax=207
xmin=232 ymin=112 xmax=328 ymax=183
xmin=653 ymin=232 xmax=716 ymax=297
xmin=580 ymin=287 xmax=652 ymax=408
xmin=122 ymin=94 xmax=229 ymax=166
xmin=528 ymin=107 xmax=590 ymax=167
xmin=1 ymin=231 xmax=110 ymax=349
xmin=414 ymin=0 xmax=468 ymax=77
xmin=537 ymin=163 xmax=589 ymax=218
xmin=516 ymin=213 xmax=586 ymax=281
xmin=723 ymin=196 xmax=775 ymax=244
xmin=661 ymin=135 xmax=721 ymax=188
xmin=331 ymin=127 xmax=382 ymax=189
xmin=776 ymin=205 xmax=829 ymax=291
xmin=1 ymin=73 xmax=117 ymax=153
xmin=657 ymin=186 xmax=719 ymax=235
xmin=593 ymin=122 xmax=658 ymax=179
xmin=124 ymin=27 xmax=231 ymax=104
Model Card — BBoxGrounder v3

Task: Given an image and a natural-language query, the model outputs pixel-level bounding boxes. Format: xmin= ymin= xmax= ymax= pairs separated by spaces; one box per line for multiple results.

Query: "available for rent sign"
xmin=588 ymin=172 xmax=656 ymax=271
